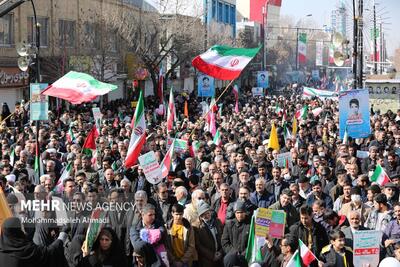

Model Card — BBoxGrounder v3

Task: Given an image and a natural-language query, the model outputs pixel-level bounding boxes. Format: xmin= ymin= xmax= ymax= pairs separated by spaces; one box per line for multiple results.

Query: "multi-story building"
xmin=330 ymin=0 xmax=348 ymax=38
xmin=0 ymin=0 xmax=156 ymax=108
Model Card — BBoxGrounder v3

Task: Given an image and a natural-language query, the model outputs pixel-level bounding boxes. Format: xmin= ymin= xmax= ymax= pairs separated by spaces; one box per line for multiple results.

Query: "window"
xmin=28 ymin=17 xmax=49 ymax=47
xmin=59 ymin=20 xmax=76 ymax=47
xmin=0 ymin=14 xmax=13 ymax=46
xmin=230 ymin=5 xmax=236 ymax=25
xmin=218 ymin=1 xmax=223 ymax=22
xmin=224 ymin=4 xmax=229 ymax=23
xmin=83 ymin=22 xmax=99 ymax=49
xmin=107 ymin=30 xmax=118 ymax=52
xmin=212 ymin=0 xmax=216 ymax=19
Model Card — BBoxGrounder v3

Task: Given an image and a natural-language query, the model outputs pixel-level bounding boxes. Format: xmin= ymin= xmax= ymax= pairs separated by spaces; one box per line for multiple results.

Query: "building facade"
xmin=0 ymin=0 xmax=155 ymax=108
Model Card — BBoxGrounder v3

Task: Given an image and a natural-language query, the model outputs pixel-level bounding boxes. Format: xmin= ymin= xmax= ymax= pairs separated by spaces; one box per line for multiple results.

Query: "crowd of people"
xmin=0 ymin=85 xmax=400 ymax=267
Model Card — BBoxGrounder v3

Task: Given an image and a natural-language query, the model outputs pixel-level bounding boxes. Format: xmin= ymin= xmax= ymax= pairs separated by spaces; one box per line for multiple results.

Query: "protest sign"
xmin=92 ymin=107 xmax=102 ymax=130
xmin=339 ymin=89 xmax=371 ymax=139
xmin=255 ymin=208 xmax=286 ymax=238
xmin=30 ymin=83 xmax=49 ymax=121
xmin=356 ymin=150 xmax=369 ymax=159
xmin=252 ymin=87 xmax=264 ymax=96
xmin=198 ymin=74 xmax=215 ymax=97
xmin=257 ymin=71 xmax=269 ymax=88
xmin=353 ymin=230 xmax=381 ymax=267
xmin=138 ymin=151 xmax=162 ymax=184
xmin=167 ymin=138 xmax=188 ymax=155
xmin=277 ymin=152 xmax=293 ymax=169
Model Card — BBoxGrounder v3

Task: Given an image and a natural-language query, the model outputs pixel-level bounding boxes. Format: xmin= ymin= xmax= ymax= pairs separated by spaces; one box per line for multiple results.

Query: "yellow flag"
xmin=292 ymin=117 xmax=298 ymax=136
xmin=268 ymin=123 xmax=280 ymax=150
xmin=0 ymin=187 xmax=12 ymax=227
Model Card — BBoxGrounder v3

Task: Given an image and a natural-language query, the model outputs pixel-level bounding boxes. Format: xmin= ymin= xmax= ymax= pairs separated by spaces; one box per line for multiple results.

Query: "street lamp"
xmin=1 ymin=0 xmax=41 ymax=174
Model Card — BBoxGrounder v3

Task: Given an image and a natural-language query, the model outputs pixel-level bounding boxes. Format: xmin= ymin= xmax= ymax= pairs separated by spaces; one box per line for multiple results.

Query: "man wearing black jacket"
xmin=221 ymin=200 xmax=250 ymax=267
xmin=289 ymin=205 xmax=329 ymax=262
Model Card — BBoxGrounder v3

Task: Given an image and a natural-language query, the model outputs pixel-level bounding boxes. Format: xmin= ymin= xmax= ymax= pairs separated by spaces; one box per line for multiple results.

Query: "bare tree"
xmin=103 ymin=0 xmax=206 ymax=91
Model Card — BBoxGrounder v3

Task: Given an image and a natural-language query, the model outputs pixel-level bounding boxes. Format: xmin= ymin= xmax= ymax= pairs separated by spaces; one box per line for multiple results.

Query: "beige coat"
xmin=339 ymin=202 xmax=371 ymax=225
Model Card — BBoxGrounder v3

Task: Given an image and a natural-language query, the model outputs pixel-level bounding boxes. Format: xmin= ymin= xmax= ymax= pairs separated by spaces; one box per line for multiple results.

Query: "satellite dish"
xmin=16 ymin=42 xmax=28 ymax=57
xmin=18 ymin=56 xmax=29 ymax=72
xmin=332 ymin=32 xmax=343 ymax=48
xmin=333 ymin=51 xmax=345 ymax=66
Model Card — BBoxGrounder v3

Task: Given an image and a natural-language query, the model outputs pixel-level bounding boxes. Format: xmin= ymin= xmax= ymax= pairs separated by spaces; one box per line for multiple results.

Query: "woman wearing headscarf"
xmin=79 ymin=227 xmax=128 ymax=267
xmin=1 ymin=102 xmax=11 ymax=127
xmin=0 ymin=217 xmax=68 ymax=267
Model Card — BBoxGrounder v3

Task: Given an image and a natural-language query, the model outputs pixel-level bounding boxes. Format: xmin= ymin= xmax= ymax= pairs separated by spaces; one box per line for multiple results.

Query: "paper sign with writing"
xmin=353 ymin=230 xmax=381 ymax=267
xmin=255 ymin=208 xmax=286 ymax=238
xmin=277 ymin=152 xmax=293 ymax=169
xmin=356 ymin=150 xmax=369 ymax=159
xmin=138 ymin=151 xmax=162 ymax=184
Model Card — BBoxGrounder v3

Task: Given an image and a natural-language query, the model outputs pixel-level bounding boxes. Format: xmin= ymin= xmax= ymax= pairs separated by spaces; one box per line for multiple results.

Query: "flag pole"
xmin=190 ymin=79 xmax=235 ymax=137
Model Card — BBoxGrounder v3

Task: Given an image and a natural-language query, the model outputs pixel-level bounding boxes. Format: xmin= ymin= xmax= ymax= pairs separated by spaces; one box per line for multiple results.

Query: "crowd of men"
xmin=0 ymin=86 xmax=400 ymax=267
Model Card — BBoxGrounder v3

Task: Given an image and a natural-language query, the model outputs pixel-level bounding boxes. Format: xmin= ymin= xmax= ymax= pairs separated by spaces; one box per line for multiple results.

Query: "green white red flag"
xmin=125 ymin=90 xmax=146 ymax=168
xmin=213 ymin=129 xmax=222 ymax=146
xmin=54 ymin=163 xmax=72 ymax=193
xmin=298 ymin=33 xmax=307 ymax=64
xmin=295 ymin=105 xmax=308 ymax=120
xmin=160 ymin=139 xmax=175 ymax=178
xmin=41 ymin=71 xmax=117 ymax=104
xmin=370 ymin=164 xmax=390 ymax=186
xmin=167 ymin=88 xmax=176 ymax=131
xmin=299 ymin=239 xmax=317 ymax=265
xmin=192 ymin=45 xmax=261 ymax=80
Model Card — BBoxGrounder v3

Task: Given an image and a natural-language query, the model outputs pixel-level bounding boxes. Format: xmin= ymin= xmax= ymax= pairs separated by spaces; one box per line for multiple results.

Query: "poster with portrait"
xmin=197 ymin=74 xmax=215 ymax=97
xmin=257 ymin=71 xmax=269 ymax=88
xmin=30 ymin=83 xmax=49 ymax=121
xmin=339 ymin=89 xmax=371 ymax=139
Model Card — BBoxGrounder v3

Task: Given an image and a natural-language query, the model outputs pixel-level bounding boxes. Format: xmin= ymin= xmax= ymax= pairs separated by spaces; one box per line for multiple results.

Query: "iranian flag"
xmin=167 ymin=88 xmax=176 ymax=132
xmin=34 ymin=143 xmax=44 ymax=177
xmin=66 ymin=125 xmax=75 ymax=144
xmin=232 ymin=84 xmax=239 ymax=113
xmin=41 ymin=71 xmax=117 ymax=104
xmin=286 ymin=250 xmax=302 ymax=267
xmin=9 ymin=148 xmax=15 ymax=166
xmin=125 ymin=90 xmax=146 ymax=169
xmin=213 ymin=129 xmax=222 ymax=146
xmin=299 ymin=239 xmax=317 ymax=266
xmin=298 ymin=33 xmax=307 ymax=64
xmin=295 ymin=105 xmax=308 ymax=120
xmin=54 ymin=163 xmax=72 ymax=193
xmin=245 ymin=214 xmax=263 ymax=263
xmin=192 ymin=45 xmax=261 ymax=80
xmin=370 ymin=164 xmax=391 ymax=186
xmin=160 ymin=139 xmax=175 ymax=178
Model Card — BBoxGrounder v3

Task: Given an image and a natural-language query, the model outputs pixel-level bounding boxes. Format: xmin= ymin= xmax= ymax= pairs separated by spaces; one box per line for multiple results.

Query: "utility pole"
xmin=380 ymin=22 xmax=383 ymax=74
xmin=357 ymin=0 xmax=363 ymax=88
xmin=261 ymin=6 xmax=266 ymax=70
xmin=295 ymin=28 xmax=299 ymax=70
xmin=352 ymin=0 xmax=358 ymax=89
xmin=373 ymin=3 xmax=377 ymax=74
xmin=204 ymin=0 xmax=208 ymax=51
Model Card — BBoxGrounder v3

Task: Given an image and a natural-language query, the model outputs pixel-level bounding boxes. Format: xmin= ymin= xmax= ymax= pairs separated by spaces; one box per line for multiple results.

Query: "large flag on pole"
xmin=298 ymin=33 xmax=307 ymax=64
xmin=160 ymin=139 xmax=175 ymax=178
xmin=245 ymin=214 xmax=263 ymax=263
xmin=82 ymin=125 xmax=99 ymax=156
xmin=0 ymin=187 xmax=12 ymax=226
xmin=268 ymin=123 xmax=280 ymax=150
xmin=192 ymin=45 xmax=261 ymax=80
xmin=125 ymin=90 xmax=146 ymax=168
xmin=41 ymin=71 xmax=117 ymax=104
xmin=167 ymin=88 xmax=176 ymax=132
